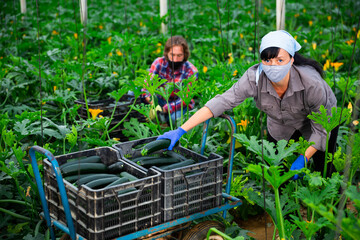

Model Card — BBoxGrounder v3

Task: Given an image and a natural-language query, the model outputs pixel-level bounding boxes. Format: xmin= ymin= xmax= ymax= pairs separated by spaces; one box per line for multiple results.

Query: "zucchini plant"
xmin=234 ymin=134 xmax=300 ymax=239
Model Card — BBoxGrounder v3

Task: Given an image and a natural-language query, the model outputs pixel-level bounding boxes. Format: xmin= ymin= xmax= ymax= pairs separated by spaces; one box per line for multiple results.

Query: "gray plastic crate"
xmin=43 ymin=147 xmax=161 ymax=240
xmin=113 ymin=137 xmax=223 ymax=222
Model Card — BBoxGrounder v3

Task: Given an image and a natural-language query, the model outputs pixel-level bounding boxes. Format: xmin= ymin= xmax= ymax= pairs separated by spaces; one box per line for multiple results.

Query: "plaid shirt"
xmin=142 ymin=57 xmax=198 ymax=114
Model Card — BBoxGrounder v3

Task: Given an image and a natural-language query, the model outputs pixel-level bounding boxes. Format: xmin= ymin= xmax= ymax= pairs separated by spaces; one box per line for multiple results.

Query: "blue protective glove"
xmin=290 ymin=155 xmax=308 ymax=180
xmin=157 ymin=127 xmax=187 ymax=150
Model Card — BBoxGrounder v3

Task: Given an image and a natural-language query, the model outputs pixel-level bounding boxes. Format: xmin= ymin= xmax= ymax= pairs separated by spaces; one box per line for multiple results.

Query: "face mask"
xmin=261 ymin=60 xmax=292 ymax=83
xmin=168 ymin=60 xmax=184 ymax=70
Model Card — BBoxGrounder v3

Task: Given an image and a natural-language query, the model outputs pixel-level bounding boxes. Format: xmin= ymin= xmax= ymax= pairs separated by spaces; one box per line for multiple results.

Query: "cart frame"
xmin=30 ymin=114 xmax=242 ymax=240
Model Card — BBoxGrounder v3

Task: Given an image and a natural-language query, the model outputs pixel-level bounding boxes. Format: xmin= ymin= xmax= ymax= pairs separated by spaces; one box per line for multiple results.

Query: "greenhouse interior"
xmin=1 ymin=0 xmax=359 ymax=239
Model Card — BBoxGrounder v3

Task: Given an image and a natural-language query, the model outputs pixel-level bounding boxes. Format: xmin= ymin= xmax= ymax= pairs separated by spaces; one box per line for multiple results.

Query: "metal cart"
xmin=30 ymin=114 xmax=242 ymax=240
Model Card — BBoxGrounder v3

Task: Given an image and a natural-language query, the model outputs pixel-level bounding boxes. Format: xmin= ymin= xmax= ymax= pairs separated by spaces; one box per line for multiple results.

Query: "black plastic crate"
xmin=43 ymin=147 xmax=161 ymax=240
xmin=112 ymin=137 xmax=223 ymax=222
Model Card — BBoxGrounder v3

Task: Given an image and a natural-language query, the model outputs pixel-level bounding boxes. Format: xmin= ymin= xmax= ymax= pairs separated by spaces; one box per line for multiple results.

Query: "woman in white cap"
xmin=157 ymin=30 xmax=338 ymax=178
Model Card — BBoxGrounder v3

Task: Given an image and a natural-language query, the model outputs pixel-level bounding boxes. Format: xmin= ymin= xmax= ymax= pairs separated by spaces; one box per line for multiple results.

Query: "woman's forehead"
xmin=277 ymin=48 xmax=290 ymax=57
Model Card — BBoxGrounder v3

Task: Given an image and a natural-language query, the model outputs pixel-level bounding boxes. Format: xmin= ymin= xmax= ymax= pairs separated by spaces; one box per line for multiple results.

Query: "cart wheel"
xmin=181 ymin=221 xmax=225 ymax=240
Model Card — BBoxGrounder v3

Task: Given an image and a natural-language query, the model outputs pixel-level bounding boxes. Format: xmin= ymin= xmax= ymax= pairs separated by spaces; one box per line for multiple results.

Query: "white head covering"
xmin=259 ymin=30 xmax=301 ymax=56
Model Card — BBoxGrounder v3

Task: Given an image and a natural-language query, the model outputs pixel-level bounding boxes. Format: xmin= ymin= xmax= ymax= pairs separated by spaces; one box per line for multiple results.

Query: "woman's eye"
xmin=265 ymin=60 xmax=270 ymax=63
xmin=278 ymin=59 xmax=283 ymax=63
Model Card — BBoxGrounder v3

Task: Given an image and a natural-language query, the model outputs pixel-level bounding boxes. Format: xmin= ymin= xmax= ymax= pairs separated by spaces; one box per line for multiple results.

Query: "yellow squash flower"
xmin=89 ymin=109 xmax=103 ymax=120
xmin=109 ymin=52 xmax=113 ymax=57
xmin=330 ymin=62 xmax=343 ymax=71
xmin=26 ymin=186 xmax=31 ymax=197
xmin=74 ymin=33 xmax=78 ymax=39
xmin=233 ymin=70 xmax=238 ymax=76
xmin=52 ymin=30 xmax=59 ymax=35
xmin=312 ymin=43 xmax=317 ymax=50
xmin=203 ymin=66 xmax=208 ymax=73
xmin=294 ymin=13 xmax=299 ymax=18
xmin=308 ymin=21 xmax=313 ymax=26
xmin=323 ymin=59 xmax=330 ymax=71
xmin=348 ymin=102 xmax=353 ymax=113
xmin=107 ymin=36 xmax=112 ymax=45
xmin=327 ymin=16 xmax=331 ymax=21
xmin=357 ymin=30 xmax=360 ymax=39
xmin=237 ymin=119 xmax=249 ymax=130
xmin=240 ymin=33 xmax=244 ymax=39
xmin=304 ymin=39 xmax=308 ymax=43
xmin=346 ymin=39 xmax=354 ymax=45
xmin=228 ymin=53 xmax=234 ymax=64
xmin=353 ymin=120 xmax=359 ymax=126
xmin=53 ymin=86 xmax=57 ymax=92
xmin=99 ymin=25 xmax=103 ymax=30
xmin=116 ymin=49 xmax=123 ymax=56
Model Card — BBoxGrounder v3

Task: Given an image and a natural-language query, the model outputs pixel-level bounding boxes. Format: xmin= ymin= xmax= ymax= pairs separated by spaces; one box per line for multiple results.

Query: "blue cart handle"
xmin=29 ymin=146 xmax=77 ymax=240
xmin=200 ymin=114 xmax=237 ymax=219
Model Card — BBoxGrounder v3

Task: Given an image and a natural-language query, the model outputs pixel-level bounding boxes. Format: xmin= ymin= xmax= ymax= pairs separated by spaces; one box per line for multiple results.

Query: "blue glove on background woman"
xmin=290 ymin=155 xmax=308 ymax=180
xmin=157 ymin=127 xmax=187 ymax=150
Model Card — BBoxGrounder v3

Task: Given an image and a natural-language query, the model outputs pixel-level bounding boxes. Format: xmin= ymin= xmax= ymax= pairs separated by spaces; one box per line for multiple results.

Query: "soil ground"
xmin=235 ymin=212 xmax=276 ymax=240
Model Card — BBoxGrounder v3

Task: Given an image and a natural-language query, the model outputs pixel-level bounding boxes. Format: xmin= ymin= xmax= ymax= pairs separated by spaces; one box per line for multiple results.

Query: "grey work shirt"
xmin=205 ymin=64 xmax=337 ymax=152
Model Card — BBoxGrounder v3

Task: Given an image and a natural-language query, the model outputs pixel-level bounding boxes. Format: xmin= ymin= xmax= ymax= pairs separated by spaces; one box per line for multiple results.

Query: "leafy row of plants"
xmin=1 ymin=0 xmax=359 ymax=239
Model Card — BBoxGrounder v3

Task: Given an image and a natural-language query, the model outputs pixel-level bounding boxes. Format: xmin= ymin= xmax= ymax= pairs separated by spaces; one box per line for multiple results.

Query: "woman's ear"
xmin=291 ymin=57 xmax=294 ymax=65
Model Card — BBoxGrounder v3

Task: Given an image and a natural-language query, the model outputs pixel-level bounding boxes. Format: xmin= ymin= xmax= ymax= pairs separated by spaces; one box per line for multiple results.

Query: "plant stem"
xmin=323 ymin=132 xmax=330 ymax=178
xmin=272 ymin=225 xmax=277 ymax=240
xmin=34 ymin=219 xmax=44 ymax=237
xmin=0 ymin=207 xmax=31 ymax=221
xmin=295 ymin=182 xmax=302 ymax=220
xmin=63 ymin=108 xmax=66 ymax=154
xmin=274 ymin=187 xmax=286 ymax=239
xmin=106 ymin=98 xmax=138 ymax=136
xmin=166 ymin=100 xmax=173 ymax=130
xmin=0 ymin=199 xmax=31 ymax=206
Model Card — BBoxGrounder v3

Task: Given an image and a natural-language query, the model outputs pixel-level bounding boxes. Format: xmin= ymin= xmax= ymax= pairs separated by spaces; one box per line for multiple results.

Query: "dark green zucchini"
xmin=141 ymin=139 xmax=177 ymax=156
xmin=60 ymin=156 xmax=101 ymax=170
xmin=85 ymin=177 xmax=120 ymax=189
xmin=105 ymin=177 xmax=129 ymax=188
xmin=77 ymin=173 xmax=117 ymax=185
xmin=64 ymin=174 xmax=93 ymax=183
xmin=159 ymin=159 xmax=196 ymax=170
xmin=130 ymin=154 xmax=162 ymax=162
xmin=107 ymin=162 xmax=124 ymax=173
xmin=138 ymin=157 xmax=180 ymax=168
xmin=117 ymin=187 xmax=137 ymax=196
xmin=61 ymin=163 xmax=107 ymax=177
xmin=165 ymin=151 xmax=189 ymax=162
xmin=120 ymin=172 xmax=138 ymax=181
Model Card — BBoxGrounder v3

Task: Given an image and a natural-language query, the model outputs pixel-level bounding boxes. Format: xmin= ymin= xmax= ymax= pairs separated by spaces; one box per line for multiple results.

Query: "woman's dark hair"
xmin=164 ymin=35 xmax=190 ymax=61
xmin=260 ymin=47 xmax=324 ymax=77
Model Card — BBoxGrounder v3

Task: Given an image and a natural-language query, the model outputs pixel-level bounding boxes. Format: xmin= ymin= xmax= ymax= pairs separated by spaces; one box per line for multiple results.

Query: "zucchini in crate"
xmin=120 ymin=172 xmax=138 ymax=181
xmin=59 ymin=156 xmax=101 ymax=170
xmin=105 ymin=177 xmax=129 ymax=188
xmin=85 ymin=176 xmax=120 ymax=189
xmin=130 ymin=154 xmax=162 ymax=162
xmin=138 ymin=157 xmax=180 ymax=168
xmin=165 ymin=151 xmax=190 ymax=161
xmin=61 ymin=163 xmax=107 ymax=177
xmin=64 ymin=174 xmax=93 ymax=183
xmin=77 ymin=173 xmax=118 ymax=186
xmin=159 ymin=159 xmax=196 ymax=170
xmin=141 ymin=139 xmax=178 ymax=156
xmin=107 ymin=162 xmax=124 ymax=173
